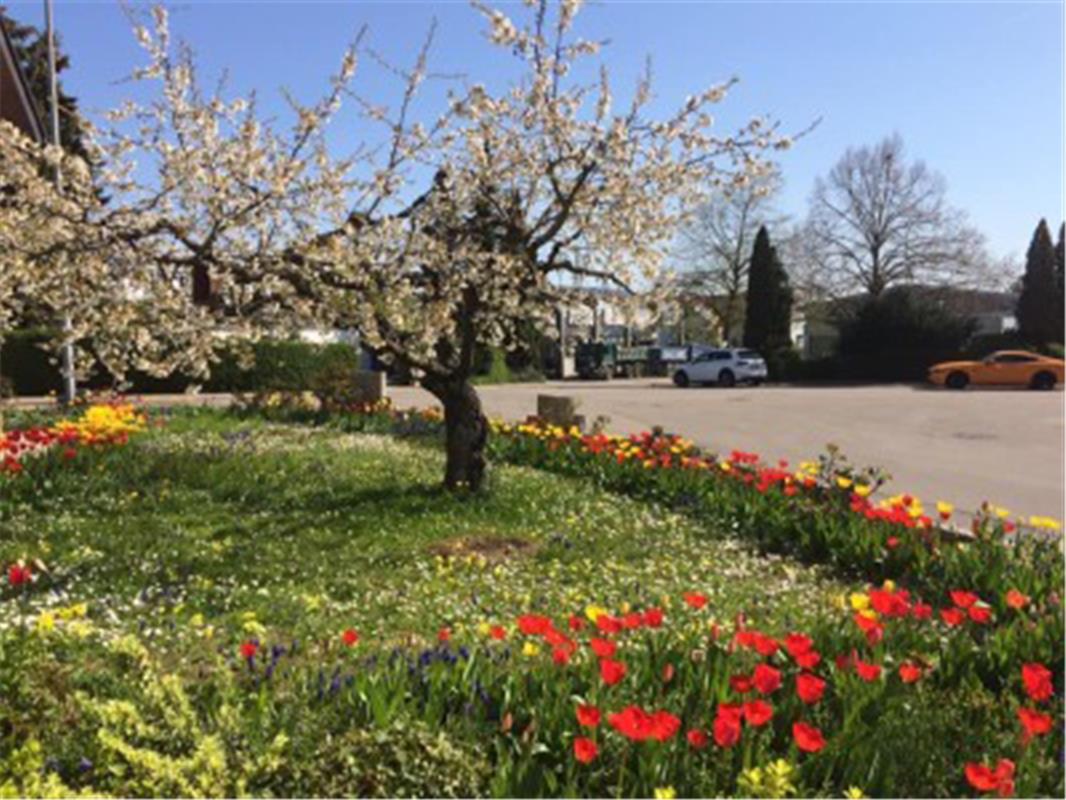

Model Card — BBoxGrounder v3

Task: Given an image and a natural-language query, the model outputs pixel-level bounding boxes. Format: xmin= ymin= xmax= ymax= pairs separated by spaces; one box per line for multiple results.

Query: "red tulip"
xmin=1022 ymin=663 xmax=1053 ymax=703
xmin=576 ymin=704 xmax=601 ymax=728
xmin=792 ymin=721 xmax=826 ymax=753
xmin=573 ymin=737 xmax=598 ymax=764
xmin=796 ymin=672 xmax=826 ymax=704
xmin=599 ymin=658 xmax=626 ymax=686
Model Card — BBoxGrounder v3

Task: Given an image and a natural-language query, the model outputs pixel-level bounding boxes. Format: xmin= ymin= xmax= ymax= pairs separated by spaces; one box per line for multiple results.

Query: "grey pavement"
xmin=392 ymin=380 xmax=1065 ymax=520
xmin=4 ymin=381 xmax=1062 ymax=520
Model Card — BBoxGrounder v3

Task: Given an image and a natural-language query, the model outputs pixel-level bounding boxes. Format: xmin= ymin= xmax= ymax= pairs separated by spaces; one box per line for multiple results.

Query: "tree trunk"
xmin=426 ymin=378 xmax=489 ymax=492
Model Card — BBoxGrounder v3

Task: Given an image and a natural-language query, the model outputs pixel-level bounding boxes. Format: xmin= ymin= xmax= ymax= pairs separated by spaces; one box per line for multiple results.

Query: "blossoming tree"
xmin=2 ymin=0 xmax=790 ymax=489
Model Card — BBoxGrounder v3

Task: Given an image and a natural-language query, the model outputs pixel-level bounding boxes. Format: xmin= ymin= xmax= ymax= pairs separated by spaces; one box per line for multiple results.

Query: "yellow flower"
xmin=854 ymin=484 xmax=872 ymax=498
xmin=936 ymin=501 xmax=954 ymax=517
xmin=57 ymin=603 xmax=88 ymax=621
xmin=67 ymin=621 xmax=93 ymax=640
xmin=189 ymin=613 xmax=205 ymax=628
xmin=477 ymin=621 xmax=492 ymax=637
xmin=521 ymin=642 xmax=540 ymax=658
xmin=243 ymin=618 xmax=266 ymax=636
xmin=585 ymin=604 xmax=608 ymax=622
xmin=836 ymin=476 xmax=853 ymax=489
xmin=858 ymin=608 xmax=879 ymax=622
xmin=654 ymin=788 xmax=676 ymax=800
xmin=849 ymin=592 xmax=870 ymax=611
xmin=1029 ymin=515 xmax=1062 ymax=531
xmin=36 ymin=611 xmax=56 ymax=634
xmin=881 ymin=579 xmax=896 ymax=593
xmin=845 ymin=788 xmax=867 ymax=799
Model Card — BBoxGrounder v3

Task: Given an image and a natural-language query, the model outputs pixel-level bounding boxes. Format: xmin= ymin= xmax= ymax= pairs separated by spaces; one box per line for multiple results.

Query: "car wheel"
xmin=718 ymin=369 xmax=736 ymax=388
xmin=1030 ymin=371 xmax=1056 ymax=391
xmin=946 ymin=371 xmax=969 ymax=390
xmin=673 ymin=371 xmax=690 ymax=388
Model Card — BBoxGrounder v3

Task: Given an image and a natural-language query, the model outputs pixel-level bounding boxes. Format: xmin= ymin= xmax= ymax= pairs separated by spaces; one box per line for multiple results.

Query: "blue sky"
xmin=7 ymin=0 xmax=1064 ymax=262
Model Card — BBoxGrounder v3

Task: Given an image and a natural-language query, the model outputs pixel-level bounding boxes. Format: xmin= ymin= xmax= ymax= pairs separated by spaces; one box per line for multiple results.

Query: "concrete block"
xmin=537 ymin=394 xmax=580 ymax=427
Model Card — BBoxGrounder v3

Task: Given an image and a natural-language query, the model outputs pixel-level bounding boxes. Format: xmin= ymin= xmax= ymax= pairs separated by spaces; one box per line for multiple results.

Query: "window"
xmin=993 ymin=354 xmax=1036 ymax=363
xmin=737 ymin=350 xmax=762 ymax=360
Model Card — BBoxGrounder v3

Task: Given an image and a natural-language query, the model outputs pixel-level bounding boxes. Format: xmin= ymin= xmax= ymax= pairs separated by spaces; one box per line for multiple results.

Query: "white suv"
xmin=672 ymin=348 xmax=768 ymax=388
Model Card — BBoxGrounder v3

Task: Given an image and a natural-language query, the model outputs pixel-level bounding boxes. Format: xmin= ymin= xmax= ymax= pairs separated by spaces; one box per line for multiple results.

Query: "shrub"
xmin=293 ymin=720 xmax=491 ymax=798
xmin=762 ymin=346 xmax=802 ymax=382
xmin=0 ymin=327 xmax=64 ymax=396
xmin=0 ymin=334 xmax=361 ymax=396
xmin=835 ymin=289 xmax=975 ymax=381
xmin=472 ymin=348 xmax=543 ymax=385
xmin=205 ymin=340 xmax=361 ymax=393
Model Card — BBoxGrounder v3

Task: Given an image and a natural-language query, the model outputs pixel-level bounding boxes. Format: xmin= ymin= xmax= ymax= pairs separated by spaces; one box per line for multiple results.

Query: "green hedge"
xmin=0 ymin=330 xmax=361 ymax=396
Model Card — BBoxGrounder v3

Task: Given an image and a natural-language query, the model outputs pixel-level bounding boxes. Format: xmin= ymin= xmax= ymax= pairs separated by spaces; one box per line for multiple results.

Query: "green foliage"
xmin=1055 ymin=222 xmax=1064 ymax=345
xmin=472 ymin=347 xmax=543 ymax=385
xmin=743 ymin=226 xmax=793 ymax=352
xmin=0 ymin=327 xmax=63 ymax=396
xmin=0 ymin=5 xmax=91 ymax=160
xmin=762 ymin=346 xmax=802 ymax=382
xmin=207 ymin=340 xmax=361 ymax=393
xmin=1 ymin=412 xmax=1062 ymax=798
xmin=1016 ymin=220 xmax=1060 ymax=347
xmin=295 ymin=720 xmax=491 ymax=797
xmin=0 ymin=335 xmax=361 ymax=396
xmin=835 ymin=288 xmax=974 ymax=381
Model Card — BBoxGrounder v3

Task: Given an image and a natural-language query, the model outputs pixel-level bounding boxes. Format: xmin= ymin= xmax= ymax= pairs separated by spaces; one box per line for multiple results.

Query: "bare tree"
xmin=673 ymin=171 xmax=785 ymax=343
xmin=802 ymin=134 xmax=991 ymax=298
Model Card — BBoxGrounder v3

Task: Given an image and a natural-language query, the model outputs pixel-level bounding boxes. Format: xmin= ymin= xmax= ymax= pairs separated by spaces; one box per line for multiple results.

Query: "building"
xmin=0 ymin=13 xmax=45 ymax=142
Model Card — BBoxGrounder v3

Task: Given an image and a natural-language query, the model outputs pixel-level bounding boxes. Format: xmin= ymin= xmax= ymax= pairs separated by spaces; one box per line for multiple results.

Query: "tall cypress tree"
xmin=1016 ymin=219 xmax=1059 ymax=346
xmin=1055 ymin=223 xmax=1065 ymax=343
xmin=767 ymin=242 xmax=793 ymax=351
xmin=743 ymin=226 xmax=792 ymax=351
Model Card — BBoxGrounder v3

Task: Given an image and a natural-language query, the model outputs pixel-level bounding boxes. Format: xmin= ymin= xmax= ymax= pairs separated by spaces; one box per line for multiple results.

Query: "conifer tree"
xmin=1016 ymin=219 xmax=1059 ymax=345
xmin=743 ymin=226 xmax=792 ymax=351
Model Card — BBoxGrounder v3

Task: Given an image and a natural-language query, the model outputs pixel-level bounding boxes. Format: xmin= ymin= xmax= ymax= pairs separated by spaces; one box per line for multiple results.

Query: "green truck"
xmin=575 ymin=342 xmax=696 ymax=380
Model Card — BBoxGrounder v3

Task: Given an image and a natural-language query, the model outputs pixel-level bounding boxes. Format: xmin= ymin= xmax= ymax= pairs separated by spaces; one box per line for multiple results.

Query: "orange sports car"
xmin=928 ymin=350 xmax=1064 ymax=390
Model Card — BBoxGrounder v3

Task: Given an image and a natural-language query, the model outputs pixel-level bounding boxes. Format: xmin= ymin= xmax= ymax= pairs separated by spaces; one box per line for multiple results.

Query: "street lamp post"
xmin=44 ymin=0 xmax=77 ymax=404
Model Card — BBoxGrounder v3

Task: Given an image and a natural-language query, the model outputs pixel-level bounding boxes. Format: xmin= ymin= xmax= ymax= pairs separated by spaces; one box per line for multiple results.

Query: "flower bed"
xmin=1 ymin=401 xmax=147 ymax=476
xmin=0 ymin=409 xmax=1061 ymax=797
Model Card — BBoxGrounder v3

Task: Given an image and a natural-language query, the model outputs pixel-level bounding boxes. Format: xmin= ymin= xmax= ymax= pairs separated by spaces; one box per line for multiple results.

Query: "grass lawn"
xmin=0 ymin=408 xmax=1060 ymax=798
xmin=2 ymin=410 xmax=844 ymax=649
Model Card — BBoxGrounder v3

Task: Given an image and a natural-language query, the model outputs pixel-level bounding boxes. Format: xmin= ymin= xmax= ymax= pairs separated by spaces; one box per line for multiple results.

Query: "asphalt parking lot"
xmin=392 ymin=380 xmax=1065 ymax=520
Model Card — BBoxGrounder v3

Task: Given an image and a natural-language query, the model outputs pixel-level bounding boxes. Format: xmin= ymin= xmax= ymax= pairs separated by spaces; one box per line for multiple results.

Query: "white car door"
xmin=685 ymin=353 xmax=711 ymax=382
xmin=692 ymin=352 xmax=721 ymax=383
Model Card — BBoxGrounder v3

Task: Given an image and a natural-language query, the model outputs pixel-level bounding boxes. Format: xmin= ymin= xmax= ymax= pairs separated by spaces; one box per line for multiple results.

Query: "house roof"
xmin=0 ymin=11 xmax=46 ymax=142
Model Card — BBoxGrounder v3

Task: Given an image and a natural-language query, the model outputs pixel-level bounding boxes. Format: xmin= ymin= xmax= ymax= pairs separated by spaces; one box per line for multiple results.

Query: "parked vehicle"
xmin=928 ymin=350 xmax=1064 ymax=390
xmin=575 ymin=343 xmax=709 ymax=380
xmin=575 ymin=343 xmax=651 ymax=379
xmin=672 ymin=348 xmax=768 ymax=388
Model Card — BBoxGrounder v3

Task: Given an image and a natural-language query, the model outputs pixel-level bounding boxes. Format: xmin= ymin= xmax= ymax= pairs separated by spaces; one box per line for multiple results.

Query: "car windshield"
xmin=737 ymin=350 xmax=762 ymax=360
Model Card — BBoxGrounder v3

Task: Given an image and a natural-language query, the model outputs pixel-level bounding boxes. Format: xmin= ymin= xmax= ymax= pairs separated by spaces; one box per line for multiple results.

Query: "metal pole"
xmin=45 ymin=0 xmax=77 ymax=404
